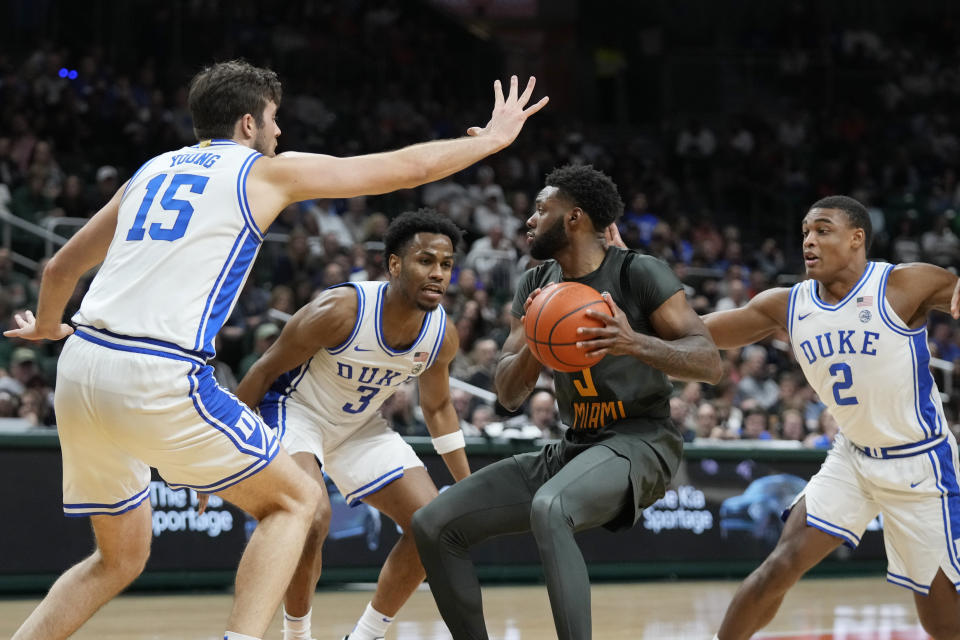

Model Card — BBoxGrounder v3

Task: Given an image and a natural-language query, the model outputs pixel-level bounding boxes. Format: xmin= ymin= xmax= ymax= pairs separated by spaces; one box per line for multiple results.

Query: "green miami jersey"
xmin=512 ymin=247 xmax=683 ymax=430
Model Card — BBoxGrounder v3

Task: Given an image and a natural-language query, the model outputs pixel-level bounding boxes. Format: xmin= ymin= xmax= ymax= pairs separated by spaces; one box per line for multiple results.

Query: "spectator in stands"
xmin=671 ymin=395 xmax=697 ymax=442
xmin=694 ymin=401 xmax=726 ymax=439
xmin=464 ymin=223 xmax=517 ymax=291
xmin=741 ymin=407 xmax=772 ymax=440
xmin=921 ymin=213 xmax=960 ymax=267
xmin=55 ymin=174 xmax=92 ymax=219
xmin=804 ymin=409 xmax=839 ymax=449
xmin=779 ymin=408 xmax=806 ymax=443
xmin=736 ymin=345 xmax=780 ymax=411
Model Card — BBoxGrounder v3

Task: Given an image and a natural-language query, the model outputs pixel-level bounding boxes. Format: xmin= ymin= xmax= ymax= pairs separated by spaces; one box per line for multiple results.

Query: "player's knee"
xmin=309 ymin=498 xmax=332 ymax=542
xmin=530 ymin=491 xmax=564 ymax=536
xmin=95 ymin=543 xmax=150 ymax=584
xmin=410 ymin=503 xmax=442 ymax=546
xmin=755 ymin=549 xmax=803 ymax=591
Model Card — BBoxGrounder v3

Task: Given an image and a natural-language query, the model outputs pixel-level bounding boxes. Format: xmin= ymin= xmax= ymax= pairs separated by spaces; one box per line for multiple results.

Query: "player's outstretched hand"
xmin=467 ymin=76 xmax=548 ymax=150
xmin=2 ymin=310 xmax=73 ymax=342
xmin=577 ymin=292 xmax=638 ymax=358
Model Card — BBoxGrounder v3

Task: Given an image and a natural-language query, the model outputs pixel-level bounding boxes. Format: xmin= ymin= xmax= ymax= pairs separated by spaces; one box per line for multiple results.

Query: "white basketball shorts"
xmin=56 ymin=331 xmax=279 ymax=517
xmin=787 ymin=432 xmax=960 ymax=594
xmin=260 ymin=395 xmax=422 ymax=506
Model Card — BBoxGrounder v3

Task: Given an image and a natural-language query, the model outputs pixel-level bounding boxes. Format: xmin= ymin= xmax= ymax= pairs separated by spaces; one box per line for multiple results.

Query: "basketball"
xmin=523 ymin=282 xmax=611 ymax=372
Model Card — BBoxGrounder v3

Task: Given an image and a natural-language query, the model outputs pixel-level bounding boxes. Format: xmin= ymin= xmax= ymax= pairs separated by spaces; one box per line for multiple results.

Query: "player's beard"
xmin=529 ymin=216 xmax=570 ymax=260
xmin=252 ymin=126 xmax=276 ymax=157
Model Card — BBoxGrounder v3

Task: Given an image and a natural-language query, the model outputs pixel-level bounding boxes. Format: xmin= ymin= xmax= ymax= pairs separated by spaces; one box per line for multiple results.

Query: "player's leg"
xmin=351 ymin=466 xmax=439 ymax=639
xmin=527 ymin=445 xmax=631 ymax=640
xmin=411 ymin=454 xmax=543 ymax=640
xmin=915 ymin=569 xmax=960 ymax=639
xmin=716 ymin=497 xmax=842 ymax=639
xmin=281 ymin=452 xmax=331 ymax=640
xmin=12 ymin=501 xmax=153 ymax=640
xmin=217 ymin=448 xmax=322 ymax=638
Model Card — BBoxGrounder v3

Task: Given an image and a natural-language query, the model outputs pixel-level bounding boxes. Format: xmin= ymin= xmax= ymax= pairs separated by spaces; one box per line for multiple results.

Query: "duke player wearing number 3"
xmin=703 ymin=195 xmax=960 ymax=640
xmin=411 ymin=165 xmax=722 ymax=640
xmin=2 ymin=60 xmax=546 ymax=640
xmin=227 ymin=209 xmax=470 ymax=640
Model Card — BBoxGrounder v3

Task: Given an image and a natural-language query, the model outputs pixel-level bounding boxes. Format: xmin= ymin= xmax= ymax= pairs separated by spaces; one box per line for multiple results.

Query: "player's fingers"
xmin=506 ymin=75 xmax=518 ymax=103
xmin=522 ymin=96 xmax=549 ymax=118
xmin=518 ymin=76 xmax=536 ymax=105
xmin=583 ymin=308 xmax=614 ymax=323
xmin=59 ymin=324 xmax=75 ymax=338
xmin=467 ymin=126 xmax=483 ymax=137
xmin=2 ymin=328 xmax=23 ymax=338
xmin=493 ymin=79 xmax=504 ymax=109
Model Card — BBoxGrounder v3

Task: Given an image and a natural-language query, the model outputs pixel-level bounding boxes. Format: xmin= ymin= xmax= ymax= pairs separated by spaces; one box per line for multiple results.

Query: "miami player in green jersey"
xmin=411 ymin=164 xmax=722 ymax=640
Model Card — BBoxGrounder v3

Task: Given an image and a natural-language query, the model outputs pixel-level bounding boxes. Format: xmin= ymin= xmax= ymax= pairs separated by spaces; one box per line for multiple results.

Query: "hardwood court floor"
xmin=0 ymin=577 xmax=926 ymax=639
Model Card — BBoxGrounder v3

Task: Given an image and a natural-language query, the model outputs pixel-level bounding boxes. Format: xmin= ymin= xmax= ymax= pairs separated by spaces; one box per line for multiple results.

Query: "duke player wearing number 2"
xmin=227 ymin=209 xmax=470 ymax=640
xmin=703 ymin=195 xmax=960 ymax=640
xmin=2 ymin=60 xmax=546 ymax=640
xmin=411 ymin=165 xmax=722 ymax=640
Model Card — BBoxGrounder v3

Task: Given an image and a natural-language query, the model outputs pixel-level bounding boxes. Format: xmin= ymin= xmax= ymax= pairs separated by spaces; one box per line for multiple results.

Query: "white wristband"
xmin=431 ymin=430 xmax=466 ymax=454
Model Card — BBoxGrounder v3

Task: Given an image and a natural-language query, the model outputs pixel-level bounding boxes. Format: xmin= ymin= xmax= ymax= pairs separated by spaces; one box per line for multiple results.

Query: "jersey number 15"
xmin=126 ymin=173 xmax=209 ymax=242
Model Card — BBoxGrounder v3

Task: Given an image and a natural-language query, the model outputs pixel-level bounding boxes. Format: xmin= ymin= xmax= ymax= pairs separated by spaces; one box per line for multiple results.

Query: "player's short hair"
xmin=188 ymin=60 xmax=282 ymax=140
xmin=544 ymin=164 xmax=624 ymax=229
xmin=384 ymin=208 xmax=463 ymax=260
xmin=809 ymin=195 xmax=873 ymax=254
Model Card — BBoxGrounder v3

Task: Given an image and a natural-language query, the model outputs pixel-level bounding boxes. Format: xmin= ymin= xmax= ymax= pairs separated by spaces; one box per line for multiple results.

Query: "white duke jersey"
xmin=261 ymin=281 xmax=447 ymax=443
xmin=788 ymin=261 xmax=947 ymax=449
xmin=74 ymin=140 xmax=264 ymax=359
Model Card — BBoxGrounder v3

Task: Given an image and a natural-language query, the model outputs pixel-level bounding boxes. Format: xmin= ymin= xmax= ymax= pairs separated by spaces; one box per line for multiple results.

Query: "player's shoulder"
xmin=519 ymin=259 xmax=561 ymax=286
xmin=311 ymin=283 xmax=362 ymax=317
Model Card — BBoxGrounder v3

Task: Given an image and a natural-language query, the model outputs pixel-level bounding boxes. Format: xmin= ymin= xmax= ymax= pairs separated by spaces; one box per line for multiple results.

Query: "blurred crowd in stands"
xmin=1 ymin=2 xmax=959 ymax=448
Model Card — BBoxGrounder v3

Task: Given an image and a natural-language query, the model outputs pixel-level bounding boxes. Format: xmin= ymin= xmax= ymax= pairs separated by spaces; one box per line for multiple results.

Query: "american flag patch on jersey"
xmin=414 ymin=351 xmax=429 ymax=362
xmin=856 ymin=296 xmax=873 ymax=307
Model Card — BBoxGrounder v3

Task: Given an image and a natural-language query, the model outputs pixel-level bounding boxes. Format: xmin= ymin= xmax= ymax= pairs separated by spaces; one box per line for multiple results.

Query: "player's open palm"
xmin=3 ymin=309 xmax=74 ymax=342
xmin=577 ymin=293 xmax=637 ymax=358
xmin=468 ymin=76 xmax=549 ymax=149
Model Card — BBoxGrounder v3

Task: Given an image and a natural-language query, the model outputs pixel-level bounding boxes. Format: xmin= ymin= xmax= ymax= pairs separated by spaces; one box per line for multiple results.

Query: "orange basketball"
xmin=523 ymin=282 xmax=611 ymax=372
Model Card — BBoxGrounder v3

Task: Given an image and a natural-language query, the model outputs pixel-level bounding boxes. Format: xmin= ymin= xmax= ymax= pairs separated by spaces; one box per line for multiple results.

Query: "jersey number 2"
xmin=126 ymin=173 xmax=209 ymax=242
xmin=829 ymin=362 xmax=859 ymax=406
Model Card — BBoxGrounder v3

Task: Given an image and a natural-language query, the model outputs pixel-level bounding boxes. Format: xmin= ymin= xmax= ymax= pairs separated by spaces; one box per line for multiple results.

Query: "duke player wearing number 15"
xmin=702 ymin=196 xmax=960 ymax=640
xmin=3 ymin=60 xmax=547 ymax=640
xmin=412 ymin=164 xmax=722 ymax=640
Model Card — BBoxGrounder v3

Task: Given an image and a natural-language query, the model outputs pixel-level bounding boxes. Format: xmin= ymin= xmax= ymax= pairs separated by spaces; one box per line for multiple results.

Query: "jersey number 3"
xmin=829 ymin=362 xmax=859 ymax=406
xmin=126 ymin=173 xmax=209 ymax=242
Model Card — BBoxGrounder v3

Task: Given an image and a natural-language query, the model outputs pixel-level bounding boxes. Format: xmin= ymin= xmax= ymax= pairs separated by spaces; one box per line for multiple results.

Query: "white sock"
xmin=348 ymin=602 xmax=393 ymax=640
xmin=282 ymin=607 xmax=312 ymax=640
xmin=713 ymin=635 xmax=720 ymax=640
xmin=224 ymin=632 xmax=260 ymax=640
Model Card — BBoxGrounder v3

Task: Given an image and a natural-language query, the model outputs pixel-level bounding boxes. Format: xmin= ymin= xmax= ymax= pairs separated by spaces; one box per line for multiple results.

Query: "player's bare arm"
xmin=234 ymin=287 xmax=359 ymax=409
xmin=495 ymin=288 xmax=546 ymax=411
xmin=578 ymin=290 xmax=722 ymax=383
xmin=246 ymin=76 xmax=548 ymax=229
xmin=418 ymin=322 xmax=470 ymax=482
xmin=702 ymin=287 xmax=791 ymax=350
xmin=885 ymin=262 xmax=960 ymax=328
xmin=4 ymin=183 xmax=127 ymax=342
